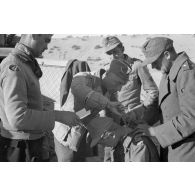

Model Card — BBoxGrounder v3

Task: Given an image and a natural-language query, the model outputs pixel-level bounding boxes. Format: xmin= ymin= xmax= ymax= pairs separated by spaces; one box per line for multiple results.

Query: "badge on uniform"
xmin=9 ymin=65 xmax=20 ymax=71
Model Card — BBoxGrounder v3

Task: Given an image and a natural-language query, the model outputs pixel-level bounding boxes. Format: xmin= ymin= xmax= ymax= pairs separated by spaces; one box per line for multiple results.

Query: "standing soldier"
xmin=0 ymin=34 xmax=80 ymax=162
xmin=137 ymin=37 xmax=195 ymax=161
xmin=102 ymin=36 xmax=159 ymax=161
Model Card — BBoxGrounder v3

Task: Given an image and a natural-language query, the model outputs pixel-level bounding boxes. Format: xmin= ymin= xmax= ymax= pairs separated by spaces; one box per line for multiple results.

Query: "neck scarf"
xmin=11 ymin=43 xmax=43 ymax=79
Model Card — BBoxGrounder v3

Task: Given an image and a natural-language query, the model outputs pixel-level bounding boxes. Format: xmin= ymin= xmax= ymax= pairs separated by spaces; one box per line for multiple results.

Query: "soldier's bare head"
xmin=19 ymin=34 xmax=53 ymax=57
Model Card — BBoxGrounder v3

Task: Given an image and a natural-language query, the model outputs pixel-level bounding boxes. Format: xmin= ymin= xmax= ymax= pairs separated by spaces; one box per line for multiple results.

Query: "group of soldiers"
xmin=0 ymin=34 xmax=195 ymax=162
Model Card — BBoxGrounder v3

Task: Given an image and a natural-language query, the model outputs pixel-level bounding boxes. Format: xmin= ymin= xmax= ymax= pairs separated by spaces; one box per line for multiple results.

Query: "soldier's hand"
xmin=136 ymin=124 xmax=159 ymax=145
xmin=135 ymin=124 xmax=151 ymax=135
xmin=135 ymin=124 xmax=158 ymax=142
xmin=55 ymin=111 xmax=81 ymax=126
xmin=107 ymin=101 xmax=125 ymax=117
xmin=125 ymin=111 xmax=137 ymax=124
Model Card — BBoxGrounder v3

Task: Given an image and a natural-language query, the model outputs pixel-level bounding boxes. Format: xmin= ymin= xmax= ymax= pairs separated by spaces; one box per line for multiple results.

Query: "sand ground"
xmin=43 ymin=34 xmax=195 ymax=87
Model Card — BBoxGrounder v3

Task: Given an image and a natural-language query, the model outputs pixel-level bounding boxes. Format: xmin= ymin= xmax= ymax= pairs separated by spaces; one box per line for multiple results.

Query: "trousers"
xmin=0 ymin=135 xmax=49 ymax=162
xmin=54 ymin=132 xmax=96 ymax=162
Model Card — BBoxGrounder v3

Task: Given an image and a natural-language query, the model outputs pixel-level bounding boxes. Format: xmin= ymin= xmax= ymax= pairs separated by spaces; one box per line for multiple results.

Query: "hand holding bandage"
xmin=107 ymin=101 xmax=125 ymax=117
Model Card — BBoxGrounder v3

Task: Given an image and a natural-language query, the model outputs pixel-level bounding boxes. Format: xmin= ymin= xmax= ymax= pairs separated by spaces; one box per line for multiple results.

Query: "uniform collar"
xmin=14 ymin=43 xmax=35 ymax=59
xmin=169 ymin=52 xmax=189 ymax=81
xmin=12 ymin=43 xmax=43 ymax=78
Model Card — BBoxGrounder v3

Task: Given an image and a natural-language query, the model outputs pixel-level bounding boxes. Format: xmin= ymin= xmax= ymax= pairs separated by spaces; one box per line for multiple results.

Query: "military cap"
xmin=102 ymin=36 xmax=122 ymax=53
xmin=141 ymin=37 xmax=173 ymax=66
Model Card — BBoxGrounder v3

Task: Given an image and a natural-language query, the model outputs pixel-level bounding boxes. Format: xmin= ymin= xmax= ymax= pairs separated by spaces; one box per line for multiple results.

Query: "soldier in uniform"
xmin=0 ymin=34 xmax=80 ymax=162
xmin=137 ymin=37 xmax=195 ymax=161
xmin=53 ymin=65 xmax=131 ymax=161
xmin=102 ymin=36 xmax=159 ymax=161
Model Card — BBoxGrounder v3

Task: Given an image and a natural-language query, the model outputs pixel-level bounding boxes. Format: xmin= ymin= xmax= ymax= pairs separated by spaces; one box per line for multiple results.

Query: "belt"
xmin=0 ymin=135 xmax=43 ymax=148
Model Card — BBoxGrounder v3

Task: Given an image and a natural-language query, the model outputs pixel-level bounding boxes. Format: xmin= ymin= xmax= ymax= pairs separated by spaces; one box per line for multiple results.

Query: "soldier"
xmin=137 ymin=37 xmax=195 ymax=161
xmin=53 ymin=65 xmax=131 ymax=161
xmin=54 ymin=59 xmax=91 ymax=162
xmin=102 ymin=36 xmax=159 ymax=161
xmin=0 ymin=34 xmax=80 ymax=162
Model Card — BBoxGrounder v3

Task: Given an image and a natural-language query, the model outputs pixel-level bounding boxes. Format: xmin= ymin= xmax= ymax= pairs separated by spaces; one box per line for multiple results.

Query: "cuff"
xmin=152 ymin=120 xmax=182 ymax=148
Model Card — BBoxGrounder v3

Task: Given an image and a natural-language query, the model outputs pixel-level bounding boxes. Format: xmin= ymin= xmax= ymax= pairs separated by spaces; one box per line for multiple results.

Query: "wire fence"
xmin=40 ymin=65 xmax=65 ymax=161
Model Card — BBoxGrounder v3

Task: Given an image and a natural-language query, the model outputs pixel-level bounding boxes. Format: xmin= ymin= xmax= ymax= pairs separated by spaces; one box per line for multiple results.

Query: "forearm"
xmin=85 ymin=90 xmax=109 ymax=110
xmin=3 ymin=73 xmax=55 ymax=131
xmin=6 ymin=108 xmax=55 ymax=131
xmin=138 ymin=66 xmax=159 ymax=107
xmin=152 ymin=70 xmax=195 ymax=148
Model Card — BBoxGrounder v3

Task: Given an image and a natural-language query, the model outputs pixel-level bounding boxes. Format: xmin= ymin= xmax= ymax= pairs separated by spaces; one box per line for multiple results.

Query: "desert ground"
xmin=40 ymin=34 xmax=195 ymax=106
xmin=43 ymin=34 xmax=195 ymax=86
xmin=39 ymin=34 xmax=195 ymax=161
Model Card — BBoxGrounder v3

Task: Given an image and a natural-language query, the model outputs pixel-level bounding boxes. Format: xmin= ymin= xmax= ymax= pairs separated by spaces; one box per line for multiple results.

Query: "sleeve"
xmin=137 ymin=66 xmax=159 ymax=107
xmin=106 ymin=92 xmax=121 ymax=124
xmin=2 ymin=66 xmax=55 ymax=131
xmin=71 ymin=75 xmax=109 ymax=111
xmin=153 ymin=68 xmax=195 ymax=148
xmin=135 ymin=65 xmax=160 ymax=125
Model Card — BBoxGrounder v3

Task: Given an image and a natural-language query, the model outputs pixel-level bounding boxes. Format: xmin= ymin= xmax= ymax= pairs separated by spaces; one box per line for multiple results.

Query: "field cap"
xmin=141 ymin=37 xmax=173 ymax=66
xmin=87 ymin=117 xmax=113 ymax=147
xmin=103 ymin=36 xmax=122 ymax=53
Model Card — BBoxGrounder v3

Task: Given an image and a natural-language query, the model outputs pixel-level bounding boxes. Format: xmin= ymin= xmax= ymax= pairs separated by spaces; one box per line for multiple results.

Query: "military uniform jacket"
xmin=112 ymin=54 xmax=158 ymax=111
xmin=0 ymin=43 xmax=55 ymax=140
xmin=53 ymin=70 xmax=110 ymax=144
xmin=153 ymin=52 xmax=195 ymax=161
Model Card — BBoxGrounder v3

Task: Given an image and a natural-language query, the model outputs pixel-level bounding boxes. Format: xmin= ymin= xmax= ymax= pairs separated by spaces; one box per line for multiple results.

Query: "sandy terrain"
xmin=43 ymin=34 xmax=195 ymax=87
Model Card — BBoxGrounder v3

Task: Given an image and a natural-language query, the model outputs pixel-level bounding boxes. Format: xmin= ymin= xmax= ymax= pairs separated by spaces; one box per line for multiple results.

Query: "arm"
xmin=152 ymin=68 xmax=195 ymax=148
xmin=71 ymin=75 xmax=124 ymax=117
xmin=137 ymin=66 xmax=159 ymax=107
xmin=2 ymin=66 xmax=55 ymax=131
xmin=137 ymin=65 xmax=160 ymax=125
xmin=71 ymin=75 xmax=109 ymax=111
xmin=2 ymin=66 xmax=79 ymax=131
